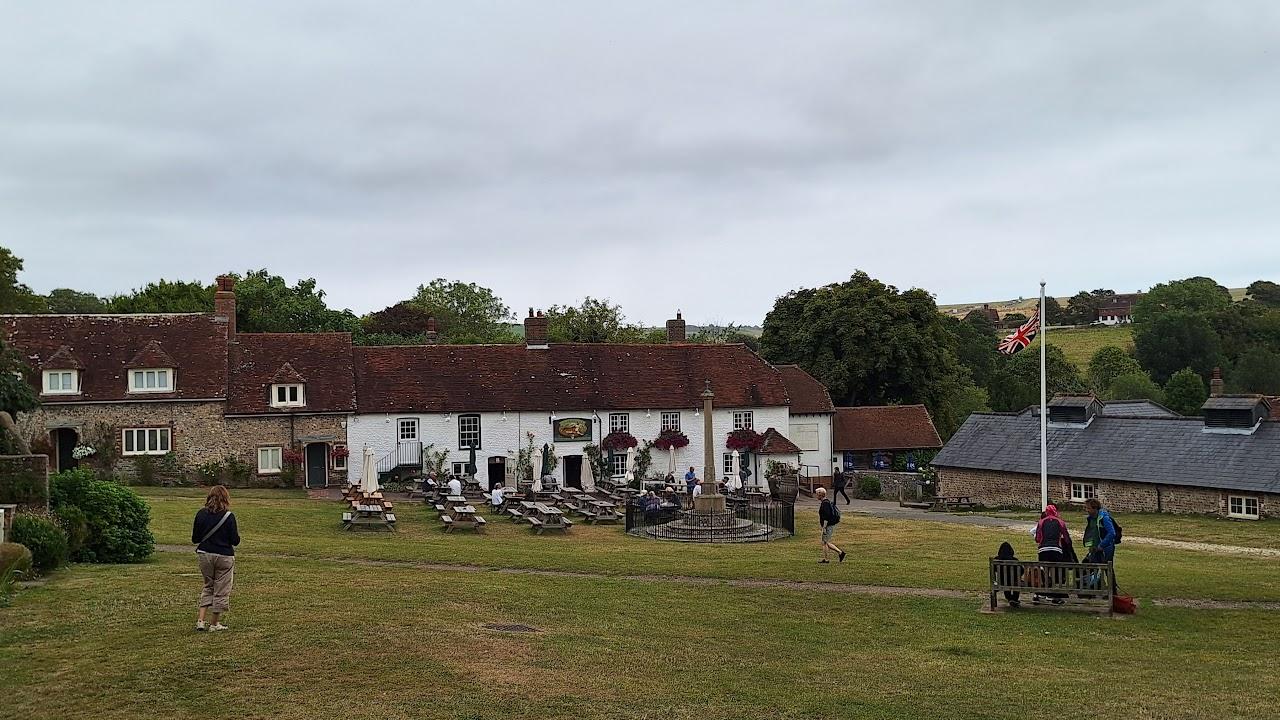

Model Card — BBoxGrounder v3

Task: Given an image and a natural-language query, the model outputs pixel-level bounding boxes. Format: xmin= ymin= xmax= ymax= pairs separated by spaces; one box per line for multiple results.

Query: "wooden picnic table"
xmin=932 ymin=495 xmax=977 ymax=511
xmin=441 ymin=503 xmax=486 ymax=533
xmin=342 ymin=502 xmax=396 ymax=531
xmin=519 ymin=502 xmax=573 ymax=534
xmin=584 ymin=499 xmax=619 ymax=524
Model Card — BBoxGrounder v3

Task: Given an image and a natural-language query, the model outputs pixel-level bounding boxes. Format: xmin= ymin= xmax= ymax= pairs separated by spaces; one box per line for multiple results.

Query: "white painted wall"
xmin=789 ymin=412 xmax=834 ymax=478
xmin=347 ymin=405 xmax=789 ymax=487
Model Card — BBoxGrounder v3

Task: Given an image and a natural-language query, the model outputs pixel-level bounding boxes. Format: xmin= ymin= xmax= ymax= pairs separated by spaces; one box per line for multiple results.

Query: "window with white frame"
xmin=122 ymin=427 xmax=171 ymax=456
xmin=1228 ymin=495 xmax=1260 ymax=520
xmin=609 ymin=453 xmax=628 ymax=477
xmin=129 ymin=368 xmax=173 ymax=393
xmin=270 ymin=383 xmax=305 ymax=408
xmin=733 ymin=411 xmax=754 ymax=431
xmin=609 ymin=412 xmax=630 ymax=434
xmin=1070 ymin=482 xmax=1096 ymax=502
xmin=331 ymin=444 xmax=347 ymax=471
xmin=722 ymin=453 xmax=734 ymax=476
xmin=42 ymin=370 xmax=79 ymax=395
xmin=660 ymin=411 xmax=681 ymax=432
xmin=458 ymin=414 xmax=481 ymax=449
xmin=451 ymin=461 xmax=467 ymax=477
xmin=397 ymin=418 xmax=418 ymax=442
xmin=257 ymin=446 xmax=283 ymax=474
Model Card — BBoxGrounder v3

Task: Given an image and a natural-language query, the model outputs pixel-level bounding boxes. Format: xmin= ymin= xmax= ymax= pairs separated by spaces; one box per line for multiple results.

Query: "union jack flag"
xmin=997 ymin=310 xmax=1040 ymax=355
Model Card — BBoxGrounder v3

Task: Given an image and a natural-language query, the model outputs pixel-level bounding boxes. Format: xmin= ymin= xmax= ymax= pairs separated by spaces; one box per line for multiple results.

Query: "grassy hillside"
xmin=1029 ymin=324 xmax=1135 ymax=368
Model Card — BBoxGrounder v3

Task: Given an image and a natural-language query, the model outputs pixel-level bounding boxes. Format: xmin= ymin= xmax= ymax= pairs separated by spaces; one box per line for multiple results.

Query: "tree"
xmin=544 ymin=297 xmax=660 ymax=343
xmin=1229 ymin=348 xmax=1280 ymax=395
xmin=0 ymin=337 xmax=38 ymax=454
xmin=362 ymin=302 xmax=433 ymax=339
xmin=107 ymin=280 xmax=214 ymax=313
xmin=0 ymin=247 xmax=48 ymax=313
xmin=1043 ymin=296 xmax=1067 ymax=325
xmin=1246 ymin=280 xmax=1280 ymax=308
xmin=1064 ymin=289 xmax=1115 ymax=326
xmin=1087 ymin=346 xmax=1143 ymax=394
xmin=688 ymin=323 xmax=760 ymax=352
xmin=408 ymin=279 xmax=514 ymax=343
xmin=1107 ymin=372 xmax=1166 ymax=404
xmin=45 ymin=289 xmax=106 ymax=314
xmin=1002 ymin=312 xmax=1028 ymax=326
xmin=948 ymin=314 xmax=999 ymax=390
xmin=1164 ymin=368 xmax=1207 ymax=416
xmin=986 ymin=345 xmax=1086 ymax=412
xmin=759 ymin=271 xmax=985 ymax=428
xmin=1133 ymin=277 xmax=1231 ymax=324
xmin=232 ymin=270 xmax=360 ymax=334
xmin=1134 ymin=311 xmax=1223 ymax=383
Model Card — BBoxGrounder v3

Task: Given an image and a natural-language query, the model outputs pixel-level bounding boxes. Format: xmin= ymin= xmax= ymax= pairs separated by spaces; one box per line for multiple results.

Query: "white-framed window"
xmin=270 ymin=383 xmax=306 ymax=408
xmin=733 ymin=411 xmax=754 ymax=431
xmin=1228 ymin=495 xmax=1260 ymax=520
xmin=451 ymin=461 xmax=467 ymax=477
xmin=122 ymin=427 xmax=171 ymax=456
xmin=458 ymin=414 xmax=481 ymax=450
xmin=722 ymin=453 xmax=734 ymax=475
xmin=661 ymin=411 xmax=681 ymax=432
xmin=609 ymin=453 xmax=628 ymax=477
xmin=129 ymin=368 xmax=173 ymax=393
xmin=42 ymin=370 xmax=79 ymax=395
xmin=257 ymin=446 xmax=283 ymax=475
xmin=397 ymin=418 xmax=418 ymax=442
xmin=609 ymin=412 xmax=630 ymax=434
xmin=1070 ymin=482 xmax=1096 ymax=502
xmin=332 ymin=444 xmax=347 ymax=471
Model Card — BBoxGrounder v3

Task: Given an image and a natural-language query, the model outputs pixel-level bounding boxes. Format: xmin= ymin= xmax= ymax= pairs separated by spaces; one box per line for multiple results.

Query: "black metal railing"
xmin=624 ymin=495 xmax=794 ymax=542
xmin=377 ymin=441 xmax=423 ymax=476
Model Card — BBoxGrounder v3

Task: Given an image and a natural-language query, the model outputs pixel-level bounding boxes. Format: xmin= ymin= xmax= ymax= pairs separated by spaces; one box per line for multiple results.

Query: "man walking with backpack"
xmin=816 ymin=487 xmax=846 ymax=564
xmin=1083 ymin=498 xmax=1122 ymax=593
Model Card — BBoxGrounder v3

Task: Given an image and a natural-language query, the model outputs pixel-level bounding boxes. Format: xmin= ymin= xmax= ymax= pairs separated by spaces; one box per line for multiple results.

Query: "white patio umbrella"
xmin=582 ymin=453 xmax=597 ymax=493
xmin=728 ymin=450 xmax=742 ymax=491
xmin=531 ymin=446 xmax=544 ymax=493
xmin=667 ymin=446 xmax=675 ymax=474
xmin=360 ymin=446 xmax=378 ymax=495
xmin=624 ymin=445 xmax=637 ymax=485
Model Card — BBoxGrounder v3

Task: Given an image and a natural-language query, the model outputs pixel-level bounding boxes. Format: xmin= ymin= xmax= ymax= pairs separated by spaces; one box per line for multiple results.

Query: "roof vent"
xmin=1047 ymin=395 xmax=1101 ymax=427
xmin=1201 ymin=395 xmax=1269 ymax=435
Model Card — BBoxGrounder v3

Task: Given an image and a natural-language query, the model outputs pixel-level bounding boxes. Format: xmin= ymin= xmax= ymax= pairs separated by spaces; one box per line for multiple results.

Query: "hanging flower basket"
xmin=330 ymin=445 xmax=350 ymax=460
xmin=71 ymin=444 xmax=97 ymax=460
xmin=601 ymin=431 xmax=638 ymax=453
xmin=652 ymin=429 xmax=689 ymax=451
xmin=726 ymin=429 xmax=764 ymax=452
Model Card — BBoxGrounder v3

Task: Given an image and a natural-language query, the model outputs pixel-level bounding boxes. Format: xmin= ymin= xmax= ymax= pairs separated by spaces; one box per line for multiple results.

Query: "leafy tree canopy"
xmin=1133 ymin=276 xmax=1231 ymax=324
xmin=1228 ymin=347 xmax=1280 ymax=395
xmin=986 ymin=345 xmax=1086 ymax=412
xmin=0 ymin=247 xmax=48 ymax=313
xmin=1245 ymin=280 xmax=1280 ymax=308
xmin=232 ymin=270 xmax=360 ymax=334
xmin=1163 ymin=367 xmax=1207 ymax=416
xmin=362 ymin=302 xmax=433 ymax=339
xmin=45 ymin=288 xmax=106 ymax=314
xmin=1042 ymin=295 xmax=1067 ymax=325
xmin=1087 ymin=345 xmax=1143 ymax=394
xmin=408 ymin=279 xmax=515 ymax=344
xmin=1107 ymin=371 xmax=1165 ymax=404
xmin=1134 ymin=311 xmax=1223 ymax=383
xmin=107 ymin=279 xmax=214 ymax=313
xmin=545 ymin=297 xmax=661 ymax=343
xmin=688 ymin=323 xmax=760 ymax=352
xmin=1064 ymin=289 xmax=1115 ymax=326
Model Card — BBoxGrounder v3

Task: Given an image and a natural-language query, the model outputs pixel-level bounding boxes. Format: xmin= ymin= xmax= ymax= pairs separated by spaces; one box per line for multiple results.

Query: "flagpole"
xmin=1039 ymin=280 xmax=1048 ymax=509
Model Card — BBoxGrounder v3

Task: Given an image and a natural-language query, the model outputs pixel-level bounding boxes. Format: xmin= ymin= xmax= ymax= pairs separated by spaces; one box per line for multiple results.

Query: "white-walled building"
xmin=776 ymin=365 xmax=836 ymax=486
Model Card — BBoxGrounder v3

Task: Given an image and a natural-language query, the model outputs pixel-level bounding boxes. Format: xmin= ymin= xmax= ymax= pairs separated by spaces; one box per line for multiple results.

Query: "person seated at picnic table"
xmin=490 ymin=482 xmax=507 ymax=509
xmin=661 ymin=486 xmax=681 ymax=509
xmin=643 ymin=491 xmax=663 ymax=523
xmin=447 ymin=475 xmax=463 ymax=497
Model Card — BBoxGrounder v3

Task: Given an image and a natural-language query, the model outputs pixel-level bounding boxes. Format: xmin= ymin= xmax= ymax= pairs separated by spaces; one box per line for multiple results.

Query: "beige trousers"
xmin=197 ymin=552 xmax=235 ymax=613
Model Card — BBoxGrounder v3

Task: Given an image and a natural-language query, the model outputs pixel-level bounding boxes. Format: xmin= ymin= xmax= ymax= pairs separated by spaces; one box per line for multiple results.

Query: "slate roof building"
xmin=933 ymin=394 xmax=1277 ymax=519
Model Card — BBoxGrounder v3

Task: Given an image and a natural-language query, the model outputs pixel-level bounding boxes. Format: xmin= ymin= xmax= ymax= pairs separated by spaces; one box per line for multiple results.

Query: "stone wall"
xmin=849 ymin=470 xmax=925 ymax=501
xmin=0 ymin=454 xmax=49 ymax=509
xmin=937 ymin=466 xmax=1277 ymax=518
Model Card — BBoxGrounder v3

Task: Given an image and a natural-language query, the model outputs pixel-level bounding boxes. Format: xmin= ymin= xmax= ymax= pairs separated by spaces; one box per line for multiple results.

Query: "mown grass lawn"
xmin=994 ymin=508 xmax=1280 ymax=551
xmin=1029 ymin=324 xmax=1135 ymax=368
xmin=2 ymin=489 xmax=1278 ymax=719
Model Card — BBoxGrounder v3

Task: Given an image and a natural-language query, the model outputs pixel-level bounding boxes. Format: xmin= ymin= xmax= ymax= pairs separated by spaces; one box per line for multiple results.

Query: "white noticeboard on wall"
xmin=790 ymin=423 xmax=820 ymax=452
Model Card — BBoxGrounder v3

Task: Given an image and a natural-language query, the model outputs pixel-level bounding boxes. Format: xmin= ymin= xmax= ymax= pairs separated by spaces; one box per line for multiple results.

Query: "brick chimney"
xmin=424 ymin=315 xmax=439 ymax=345
xmin=665 ymin=311 xmax=687 ymax=343
xmin=525 ymin=308 xmax=548 ymax=349
xmin=1209 ymin=367 xmax=1225 ymax=397
xmin=214 ymin=275 xmax=236 ymax=338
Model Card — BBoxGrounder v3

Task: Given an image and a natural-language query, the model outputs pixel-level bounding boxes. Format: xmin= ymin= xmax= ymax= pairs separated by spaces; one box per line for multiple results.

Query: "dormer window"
xmin=129 ymin=368 xmax=173 ymax=393
xmin=271 ymin=383 xmax=306 ymax=408
xmin=43 ymin=369 xmax=80 ymax=395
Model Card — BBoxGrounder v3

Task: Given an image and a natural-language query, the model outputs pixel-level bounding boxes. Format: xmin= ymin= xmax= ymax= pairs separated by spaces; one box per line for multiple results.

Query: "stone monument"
xmin=695 ymin=380 xmax=726 ymax=514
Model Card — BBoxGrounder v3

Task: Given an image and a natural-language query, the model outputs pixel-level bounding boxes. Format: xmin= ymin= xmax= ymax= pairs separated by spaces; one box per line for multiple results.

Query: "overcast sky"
xmin=2 ymin=2 xmax=1278 ymax=324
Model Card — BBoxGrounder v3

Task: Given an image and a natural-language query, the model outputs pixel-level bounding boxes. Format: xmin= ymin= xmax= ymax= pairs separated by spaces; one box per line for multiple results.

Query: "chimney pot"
xmin=665 ymin=310 xmax=687 ymax=343
xmin=424 ymin=315 xmax=439 ymax=344
xmin=1210 ymin=367 xmax=1225 ymax=397
xmin=525 ymin=309 xmax=549 ymax=349
xmin=214 ymin=275 xmax=236 ymax=338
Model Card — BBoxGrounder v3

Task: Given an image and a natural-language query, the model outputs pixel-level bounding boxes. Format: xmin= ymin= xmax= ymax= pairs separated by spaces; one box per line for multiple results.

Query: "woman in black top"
xmin=192 ymin=485 xmax=240 ymax=632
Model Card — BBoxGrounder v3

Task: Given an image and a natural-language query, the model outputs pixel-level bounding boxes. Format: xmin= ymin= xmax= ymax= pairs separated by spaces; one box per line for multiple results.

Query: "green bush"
xmin=54 ymin=504 xmax=89 ymax=558
xmin=857 ymin=475 xmax=883 ymax=499
xmin=9 ymin=514 xmax=68 ymax=575
xmin=0 ymin=542 xmax=33 ymax=577
xmin=50 ymin=469 xmax=154 ymax=563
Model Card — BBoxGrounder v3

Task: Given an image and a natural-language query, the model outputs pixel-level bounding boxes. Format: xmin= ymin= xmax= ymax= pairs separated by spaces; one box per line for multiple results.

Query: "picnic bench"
xmin=441 ymin=503 xmax=486 ymax=533
xmin=519 ymin=501 xmax=573 ymax=534
xmin=342 ymin=503 xmax=397 ymax=531
xmin=989 ymin=558 xmax=1114 ymax=613
xmin=931 ymin=495 xmax=978 ymax=512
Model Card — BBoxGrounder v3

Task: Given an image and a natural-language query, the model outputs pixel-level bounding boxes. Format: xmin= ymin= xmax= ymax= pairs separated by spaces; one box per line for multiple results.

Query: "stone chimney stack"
xmin=424 ymin=316 xmax=439 ymax=345
xmin=665 ymin=311 xmax=687 ymax=343
xmin=214 ymin=275 xmax=236 ymax=339
xmin=1210 ymin=367 xmax=1225 ymax=397
xmin=525 ymin=308 xmax=549 ymax=349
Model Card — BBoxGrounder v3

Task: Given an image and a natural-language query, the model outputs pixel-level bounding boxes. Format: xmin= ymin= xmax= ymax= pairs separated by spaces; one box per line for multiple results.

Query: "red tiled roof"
xmin=126 ymin=340 xmax=177 ymax=369
xmin=42 ymin=345 xmax=83 ymax=370
xmin=776 ymin=365 xmax=834 ymax=414
xmin=227 ymin=334 xmax=356 ymax=414
xmin=354 ymin=343 xmax=788 ymax=413
xmin=758 ymin=427 xmax=802 ymax=454
xmin=2 ymin=314 xmax=229 ymax=402
xmin=833 ymin=405 xmax=942 ymax=451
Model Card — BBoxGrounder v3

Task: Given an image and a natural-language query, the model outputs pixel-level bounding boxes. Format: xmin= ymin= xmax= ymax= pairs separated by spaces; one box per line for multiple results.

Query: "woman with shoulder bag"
xmin=192 ymin=485 xmax=240 ymax=632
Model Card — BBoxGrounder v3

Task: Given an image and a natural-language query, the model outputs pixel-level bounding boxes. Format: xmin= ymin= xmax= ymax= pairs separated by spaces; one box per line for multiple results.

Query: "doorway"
xmin=563 ymin=455 xmax=583 ymax=489
xmin=52 ymin=428 xmax=78 ymax=473
xmin=486 ymin=456 xmax=505 ymax=490
xmin=305 ymin=443 xmax=328 ymax=488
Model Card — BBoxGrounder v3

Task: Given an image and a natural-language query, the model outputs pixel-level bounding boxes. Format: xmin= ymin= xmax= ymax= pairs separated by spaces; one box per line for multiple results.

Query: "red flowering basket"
xmin=282 ymin=448 xmax=306 ymax=466
xmin=726 ymin=429 xmax=763 ymax=452
xmin=601 ymin=431 xmax=639 ymax=453
xmin=653 ymin=429 xmax=689 ymax=451
xmin=330 ymin=446 xmax=350 ymax=460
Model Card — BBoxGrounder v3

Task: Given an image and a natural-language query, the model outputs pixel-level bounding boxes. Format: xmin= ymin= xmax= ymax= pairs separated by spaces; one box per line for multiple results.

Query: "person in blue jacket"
xmin=1083 ymin=498 xmax=1117 ymax=563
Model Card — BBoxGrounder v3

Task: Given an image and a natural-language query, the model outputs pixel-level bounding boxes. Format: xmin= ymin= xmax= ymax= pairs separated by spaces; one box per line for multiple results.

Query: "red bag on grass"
xmin=1112 ymin=595 xmax=1137 ymax=614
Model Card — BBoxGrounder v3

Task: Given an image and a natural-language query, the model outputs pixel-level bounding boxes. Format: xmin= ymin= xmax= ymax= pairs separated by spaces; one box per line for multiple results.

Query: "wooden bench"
xmin=989 ymin=558 xmax=1114 ymax=613
xmin=506 ymin=508 xmax=524 ymax=521
xmin=932 ymin=495 xmax=978 ymax=512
